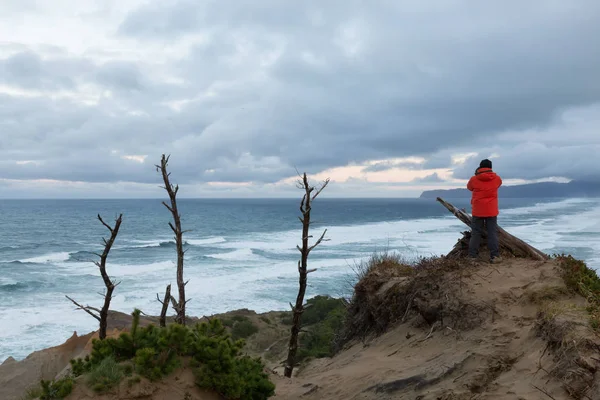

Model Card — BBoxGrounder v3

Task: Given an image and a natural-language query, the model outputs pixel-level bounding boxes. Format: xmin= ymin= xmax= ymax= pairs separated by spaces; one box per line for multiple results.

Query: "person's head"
xmin=479 ymin=159 xmax=492 ymax=170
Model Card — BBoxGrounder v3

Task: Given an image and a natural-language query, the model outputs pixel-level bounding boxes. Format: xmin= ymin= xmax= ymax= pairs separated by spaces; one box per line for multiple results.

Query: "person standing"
xmin=467 ymin=159 xmax=503 ymax=263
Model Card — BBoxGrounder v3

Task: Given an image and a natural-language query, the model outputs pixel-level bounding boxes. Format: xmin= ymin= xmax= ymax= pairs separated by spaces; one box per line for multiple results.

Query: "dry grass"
xmin=526 ymin=285 xmax=571 ymax=305
xmin=466 ymin=354 xmax=520 ymax=394
xmin=535 ymin=303 xmax=599 ymax=399
xmin=336 ymin=254 xmax=489 ymax=350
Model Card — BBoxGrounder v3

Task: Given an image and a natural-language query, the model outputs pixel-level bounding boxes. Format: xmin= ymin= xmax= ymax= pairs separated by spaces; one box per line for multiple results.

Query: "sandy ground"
xmin=271 ymin=258 xmax=600 ymax=400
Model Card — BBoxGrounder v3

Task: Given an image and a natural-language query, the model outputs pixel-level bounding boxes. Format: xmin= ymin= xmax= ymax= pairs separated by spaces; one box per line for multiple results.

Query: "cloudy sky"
xmin=1 ymin=0 xmax=599 ymax=198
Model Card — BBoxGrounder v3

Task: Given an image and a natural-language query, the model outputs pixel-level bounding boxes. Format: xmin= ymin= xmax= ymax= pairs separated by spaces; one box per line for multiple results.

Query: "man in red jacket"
xmin=467 ymin=159 xmax=503 ymax=263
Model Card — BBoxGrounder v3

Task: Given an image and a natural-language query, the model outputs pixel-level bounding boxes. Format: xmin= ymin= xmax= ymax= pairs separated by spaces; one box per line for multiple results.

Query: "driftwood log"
xmin=437 ymin=197 xmax=548 ymax=261
xmin=156 ymin=284 xmax=171 ymax=328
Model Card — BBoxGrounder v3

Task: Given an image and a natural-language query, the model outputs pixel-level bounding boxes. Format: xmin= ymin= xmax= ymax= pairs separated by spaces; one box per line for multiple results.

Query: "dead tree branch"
xmin=66 ymin=213 xmax=123 ymax=339
xmin=284 ymin=173 xmax=329 ymax=378
xmin=156 ymin=154 xmax=187 ymax=325
xmin=65 ymin=295 xmax=101 ymax=321
xmin=157 ymin=284 xmax=171 ymax=328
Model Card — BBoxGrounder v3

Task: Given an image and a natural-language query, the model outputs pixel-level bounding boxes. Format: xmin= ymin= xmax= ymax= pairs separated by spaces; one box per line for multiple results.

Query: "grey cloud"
xmin=452 ymin=143 xmax=600 ymax=182
xmin=421 ymin=151 xmax=459 ymax=170
xmin=2 ymin=1 xmax=600 ymax=191
xmin=363 ymin=160 xmax=422 ymax=173
xmin=0 ymin=51 xmax=77 ymax=90
xmin=411 ymin=173 xmax=445 ymax=183
xmin=95 ymin=62 xmax=146 ymax=92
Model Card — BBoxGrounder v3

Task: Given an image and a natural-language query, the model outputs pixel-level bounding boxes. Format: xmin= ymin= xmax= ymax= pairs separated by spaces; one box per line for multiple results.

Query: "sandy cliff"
xmin=273 ymin=257 xmax=600 ymax=399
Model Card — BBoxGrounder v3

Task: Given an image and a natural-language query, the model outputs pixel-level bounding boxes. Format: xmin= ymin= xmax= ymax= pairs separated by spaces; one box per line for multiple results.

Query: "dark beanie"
xmin=479 ymin=159 xmax=492 ymax=169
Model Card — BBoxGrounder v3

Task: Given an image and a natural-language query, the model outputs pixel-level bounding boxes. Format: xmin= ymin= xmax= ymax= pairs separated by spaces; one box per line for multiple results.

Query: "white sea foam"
xmin=206 ymin=248 xmax=260 ymax=261
xmin=125 ymin=236 xmax=227 ymax=248
xmin=500 ymin=198 xmax=595 ymax=216
xmin=19 ymin=252 xmax=71 ymax=264
xmin=187 ymin=237 xmax=227 ymax=246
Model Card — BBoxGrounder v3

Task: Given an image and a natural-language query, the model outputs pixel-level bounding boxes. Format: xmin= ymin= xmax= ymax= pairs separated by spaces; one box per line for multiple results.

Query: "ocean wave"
xmin=0 ymin=280 xmax=47 ymax=292
xmin=110 ymin=260 xmax=175 ymax=276
xmin=18 ymin=252 xmax=71 ymax=264
xmin=0 ymin=246 xmax=18 ymax=252
xmin=126 ymin=240 xmax=173 ymax=248
xmin=206 ymin=248 xmax=261 ymax=261
xmin=500 ymin=198 xmax=596 ymax=216
xmin=126 ymin=236 xmax=226 ymax=249
xmin=187 ymin=237 xmax=227 ymax=246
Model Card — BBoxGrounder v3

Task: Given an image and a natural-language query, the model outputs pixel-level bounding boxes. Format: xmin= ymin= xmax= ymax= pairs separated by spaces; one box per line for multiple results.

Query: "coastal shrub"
xmin=134 ymin=347 xmax=180 ymax=381
xmin=259 ymin=316 xmax=272 ymax=325
xmin=70 ymin=313 xmax=275 ymax=398
xmin=86 ymin=356 xmax=124 ymax=392
xmin=297 ymin=297 xmax=346 ymax=361
xmin=556 ymin=254 xmax=600 ymax=330
xmin=231 ymin=319 xmax=259 ymax=340
xmin=191 ymin=320 xmax=275 ymax=399
xmin=232 ymin=314 xmax=250 ymax=323
xmin=280 ymin=313 xmax=293 ymax=325
xmin=70 ymin=356 xmax=91 ymax=377
xmin=302 ymin=296 xmax=345 ymax=325
xmin=39 ymin=377 xmax=73 ymax=400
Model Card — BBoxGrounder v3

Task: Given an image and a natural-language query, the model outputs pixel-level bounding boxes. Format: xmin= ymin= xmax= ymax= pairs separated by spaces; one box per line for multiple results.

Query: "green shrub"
xmin=192 ymin=320 xmax=274 ymax=399
xmin=298 ymin=302 xmax=346 ymax=362
xmin=122 ymin=362 xmax=134 ymax=376
xmin=221 ymin=318 xmax=235 ymax=328
xmin=126 ymin=375 xmax=141 ymax=387
xmin=259 ymin=316 xmax=272 ymax=325
xmin=280 ymin=313 xmax=293 ymax=325
xmin=86 ymin=357 xmax=124 ymax=393
xmin=231 ymin=315 xmax=250 ymax=323
xmin=39 ymin=377 xmax=73 ymax=400
xmin=70 ymin=356 xmax=91 ymax=377
xmin=134 ymin=347 xmax=180 ymax=381
xmin=302 ymin=296 xmax=345 ymax=326
xmin=556 ymin=254 xmax=600 ymax=330
xmin=231 ymin=320 xmax=259 ymax=340
xmin=69 ymin=313 xmax=275 ymax=399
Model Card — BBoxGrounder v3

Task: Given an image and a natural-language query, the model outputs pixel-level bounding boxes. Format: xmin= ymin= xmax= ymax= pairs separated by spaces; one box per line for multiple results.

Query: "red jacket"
xmin=467 ymin=168 xmax=502 ymax=217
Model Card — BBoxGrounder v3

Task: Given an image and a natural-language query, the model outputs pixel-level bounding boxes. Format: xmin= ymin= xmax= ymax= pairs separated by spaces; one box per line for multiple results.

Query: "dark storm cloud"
xmin=2 ymin=0 xmax=600 ymax=189
xmin=452 ymin=143 xmax=600 ymax=182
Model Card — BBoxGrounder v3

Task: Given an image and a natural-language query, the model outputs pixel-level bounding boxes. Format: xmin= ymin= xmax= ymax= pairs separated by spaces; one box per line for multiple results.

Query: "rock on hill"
xmin=273 ymin=256 xmax=600 ymax=399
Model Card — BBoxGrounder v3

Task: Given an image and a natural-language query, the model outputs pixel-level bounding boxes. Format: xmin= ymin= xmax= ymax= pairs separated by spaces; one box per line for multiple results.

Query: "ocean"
xmin=1 ymin=197 xmax=600 ymax=362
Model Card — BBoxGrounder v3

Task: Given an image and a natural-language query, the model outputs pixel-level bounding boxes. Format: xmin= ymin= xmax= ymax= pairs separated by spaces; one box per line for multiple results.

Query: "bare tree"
xmin=156 ymin=284 xmax=171 ymax=327
xmin=156 ymin=154 xmax=188 ymax=325
xmin=66 ymin=214 xmax=123 ymax=340
xmin=284 ymin=173 xmax=330 ymax=378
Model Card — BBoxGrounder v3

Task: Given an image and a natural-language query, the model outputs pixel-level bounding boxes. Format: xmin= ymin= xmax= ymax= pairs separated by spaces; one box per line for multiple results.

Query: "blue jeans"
xmin=469 ymin=216 xmax=499 ymax=259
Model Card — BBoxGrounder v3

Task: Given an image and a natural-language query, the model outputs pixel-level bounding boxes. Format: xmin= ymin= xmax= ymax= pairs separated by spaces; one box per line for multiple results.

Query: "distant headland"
xmin=420 ymin=180 xmax=600 ymax=199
